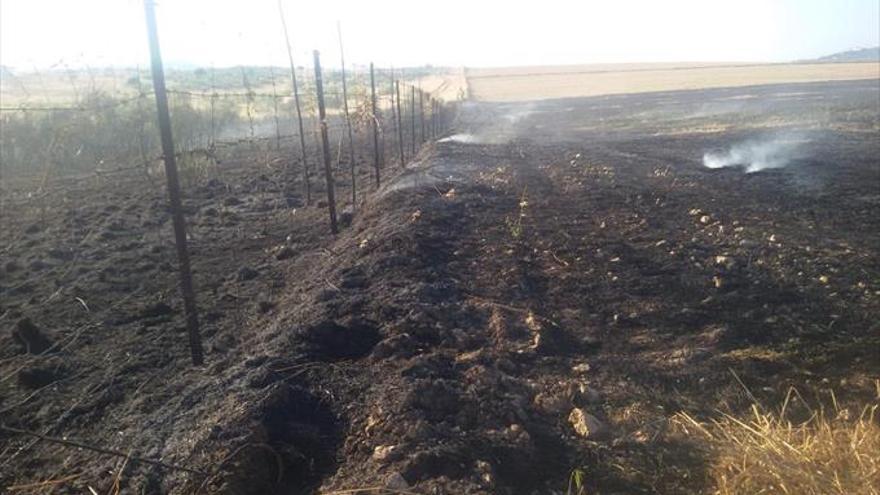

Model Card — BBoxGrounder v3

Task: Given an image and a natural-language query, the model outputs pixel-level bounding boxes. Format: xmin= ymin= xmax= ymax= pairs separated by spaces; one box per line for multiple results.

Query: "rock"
xmin=533 ymin=391 xmax=568 ymax=415
xmin=275 ymin=245 xmax=295 ymax=260
xmin=568 ymin=408 xmax=608 ymax=439
xmin=257 ymin=300 xmax=275 ymax=313
xmin=237 ymin=266 xmax=259 ymax=281
xmin=372 ymin=445 xmax=400 ymax=463
xmin=385 ymin=472 xmax=410 ymax=490
xmin=222 ymin=196 xmax=242 ymax=206
xmin=4 ymin=260 xmax=20 ymax=273
xmin=12 ymin=318 xmax=53 ymax=354
xmin=572 ymin=363 xmax=591 ymax=374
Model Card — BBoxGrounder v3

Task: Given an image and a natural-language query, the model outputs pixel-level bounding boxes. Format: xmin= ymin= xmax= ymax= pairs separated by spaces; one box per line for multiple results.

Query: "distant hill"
xmin=812 ymin=47 xmax=879 ymax=63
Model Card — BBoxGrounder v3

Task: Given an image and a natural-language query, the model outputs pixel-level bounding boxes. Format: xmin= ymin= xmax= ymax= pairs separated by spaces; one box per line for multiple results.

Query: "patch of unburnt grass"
xmin=673 ymin=388 xmax=880 ymax=495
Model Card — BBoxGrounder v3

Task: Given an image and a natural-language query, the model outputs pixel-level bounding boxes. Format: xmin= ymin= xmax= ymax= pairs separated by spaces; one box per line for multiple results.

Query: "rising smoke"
xmin=702 ymin=134 xmax=810 ymax=173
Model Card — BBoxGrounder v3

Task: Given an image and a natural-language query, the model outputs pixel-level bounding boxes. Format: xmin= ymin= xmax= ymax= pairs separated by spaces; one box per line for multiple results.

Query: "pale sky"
xmin=1 ymin=0 xmax=878 ymax=70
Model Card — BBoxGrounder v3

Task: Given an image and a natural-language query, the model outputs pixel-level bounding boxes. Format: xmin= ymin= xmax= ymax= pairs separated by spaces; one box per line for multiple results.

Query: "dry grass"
xmin=416 ymin=69 xmax=469 ymax=101
xmin=467 ymin=62 xmax=880 ymax=102
xmin=674 ymin=389 xmax=880 ymax=495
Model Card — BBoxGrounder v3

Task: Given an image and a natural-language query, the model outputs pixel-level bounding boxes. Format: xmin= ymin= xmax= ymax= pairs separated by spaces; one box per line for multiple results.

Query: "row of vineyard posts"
xmin=142 ymin=0 xmax=456 ymax=364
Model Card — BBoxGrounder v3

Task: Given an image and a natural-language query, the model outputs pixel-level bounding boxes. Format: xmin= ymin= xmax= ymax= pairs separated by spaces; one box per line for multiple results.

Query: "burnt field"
xmin=1 ymin=78 xmax=879 ymax=494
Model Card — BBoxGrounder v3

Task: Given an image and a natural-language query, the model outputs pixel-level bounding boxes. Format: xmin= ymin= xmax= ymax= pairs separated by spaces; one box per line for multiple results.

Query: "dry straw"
xmin=674 ymin=386 xmax=879 ymax=495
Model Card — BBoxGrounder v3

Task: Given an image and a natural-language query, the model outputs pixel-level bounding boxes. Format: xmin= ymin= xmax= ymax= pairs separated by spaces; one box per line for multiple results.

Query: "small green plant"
xmin=505 ymin=187 xmax=528 ymax=239
xmin=567 ymin=467 xmax=588 ymax=495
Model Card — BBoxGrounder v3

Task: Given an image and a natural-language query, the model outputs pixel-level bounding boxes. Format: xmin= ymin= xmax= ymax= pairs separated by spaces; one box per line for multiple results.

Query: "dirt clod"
xmin=275 ymin=245 xmax=295 ymax=260
xmin=237 ymin=266 xmax=259 ymax=281
xmin=301 ymin=319 xmax=380 ymax=360
xmin=385 ymin=472 xmax=410 ymax=490
xmin=17 ymin=361 xmax=66 ymax=389
xmin=140 ymin=302 xmax=174 ymax=319
xmin=12 ymin=318 xmax=52 ymax=354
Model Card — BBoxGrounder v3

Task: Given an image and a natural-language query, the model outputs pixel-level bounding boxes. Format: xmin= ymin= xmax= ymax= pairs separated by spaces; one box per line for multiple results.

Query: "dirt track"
xmin=1 ymin=78 xmax=879 ymax=494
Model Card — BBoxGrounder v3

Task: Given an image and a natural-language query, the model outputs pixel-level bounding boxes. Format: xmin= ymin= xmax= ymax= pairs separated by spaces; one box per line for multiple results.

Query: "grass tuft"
xmin=674 ymin=389 xmax=880 ymax=495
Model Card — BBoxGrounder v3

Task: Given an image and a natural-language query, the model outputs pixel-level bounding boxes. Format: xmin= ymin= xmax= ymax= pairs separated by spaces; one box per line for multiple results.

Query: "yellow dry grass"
xmin=674 ymin=390 xmax=880 ymax=495
xmin=467 ymin=62 xmax=880 ymax=102
xmin=416 ymin=68 xmax=468 ymax=101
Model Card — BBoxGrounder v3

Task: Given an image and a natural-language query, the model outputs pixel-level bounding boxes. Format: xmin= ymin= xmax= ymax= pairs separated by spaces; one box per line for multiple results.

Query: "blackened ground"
xmin=1 ymin=79 xmax=878 ymax=494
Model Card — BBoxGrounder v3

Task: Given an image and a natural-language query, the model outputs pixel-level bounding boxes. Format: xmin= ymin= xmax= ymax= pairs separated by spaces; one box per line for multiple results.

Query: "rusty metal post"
xmin=395 ymin=80 xmax=405 ymax=167
xmin=313 ymin=51 xmax=338 ymax=234
xmin=370 ymin=63 xmax=381 ymax=187
xmin=143 ymin=0 xmax=203 ymax=366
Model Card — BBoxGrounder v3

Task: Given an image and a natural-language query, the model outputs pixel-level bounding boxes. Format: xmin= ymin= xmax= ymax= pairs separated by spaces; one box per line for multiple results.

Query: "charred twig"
xmin=320 ymin=487 xmax=422 ymax=495
xmin=0 ymin=425 xmax=208 ymax=477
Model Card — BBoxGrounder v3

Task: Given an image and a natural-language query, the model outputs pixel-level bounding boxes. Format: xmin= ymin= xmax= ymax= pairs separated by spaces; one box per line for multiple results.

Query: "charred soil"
xmin=1 ymin=79 xmax=879 ymax=494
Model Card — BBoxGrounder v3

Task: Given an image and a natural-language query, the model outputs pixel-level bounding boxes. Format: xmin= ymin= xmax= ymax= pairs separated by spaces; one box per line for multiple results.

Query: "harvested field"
xmin=467 ymin=62 xmax=880 ymax=101
xmin=1 ymin=75 xmax=879 ymax=495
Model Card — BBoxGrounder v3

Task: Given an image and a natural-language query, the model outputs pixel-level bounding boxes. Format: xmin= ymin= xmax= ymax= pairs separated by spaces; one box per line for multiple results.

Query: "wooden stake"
xmin=313 ymin=50 xmax=338 ymax=234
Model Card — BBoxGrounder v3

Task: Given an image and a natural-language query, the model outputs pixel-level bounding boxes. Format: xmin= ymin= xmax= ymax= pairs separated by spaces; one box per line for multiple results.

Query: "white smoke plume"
xmin=702 ymin=135 xmax=810 ymax=173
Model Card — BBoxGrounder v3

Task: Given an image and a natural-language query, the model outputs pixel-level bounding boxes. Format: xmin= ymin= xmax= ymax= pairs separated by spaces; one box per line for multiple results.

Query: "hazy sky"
xmin=1 ymin=0 xmax=878 ymax=70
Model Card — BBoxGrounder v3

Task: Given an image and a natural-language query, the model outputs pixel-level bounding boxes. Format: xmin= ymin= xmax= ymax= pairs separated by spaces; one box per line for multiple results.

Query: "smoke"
xmin=439 ymin=133 xmax=480 ymax=144
xmin=702 ymin=134 xmax=810 ymax=173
